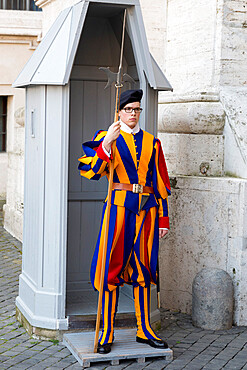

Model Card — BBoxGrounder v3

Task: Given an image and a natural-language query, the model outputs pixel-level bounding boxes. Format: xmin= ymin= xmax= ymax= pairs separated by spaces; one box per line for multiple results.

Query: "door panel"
xmin=67 ymin=79 xmax=110 ymax=290
xmin=67 ymin=76 xmax=134 ymax=317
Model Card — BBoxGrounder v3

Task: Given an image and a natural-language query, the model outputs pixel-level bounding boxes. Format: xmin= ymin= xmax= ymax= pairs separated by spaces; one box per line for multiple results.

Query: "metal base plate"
xmin=63 ymin=329 xmax=173 ymax=368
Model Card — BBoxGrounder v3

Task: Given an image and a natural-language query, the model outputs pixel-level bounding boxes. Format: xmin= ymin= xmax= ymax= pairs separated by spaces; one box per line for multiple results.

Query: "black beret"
xmin=119 ymin=89 xmax=143 ymax=110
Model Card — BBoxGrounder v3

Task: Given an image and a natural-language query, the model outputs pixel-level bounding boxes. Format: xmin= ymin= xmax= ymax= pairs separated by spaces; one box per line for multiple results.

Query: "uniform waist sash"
xmin=112 ymin=183 xmax=154 ymax=194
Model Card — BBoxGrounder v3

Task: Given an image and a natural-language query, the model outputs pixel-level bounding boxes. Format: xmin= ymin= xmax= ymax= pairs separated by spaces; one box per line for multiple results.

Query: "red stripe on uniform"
xmin=143 ymin=212 xmax=151 ymax=274
xmin=156 ymin=139 xmax=171 ymax=192
xmin=108 ymin=214 xmax=125 ymax=285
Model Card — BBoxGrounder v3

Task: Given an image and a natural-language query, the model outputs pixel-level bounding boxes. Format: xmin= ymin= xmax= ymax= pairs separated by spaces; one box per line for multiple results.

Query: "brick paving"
xmin=0 ymin=210 xmax=247 ymax=369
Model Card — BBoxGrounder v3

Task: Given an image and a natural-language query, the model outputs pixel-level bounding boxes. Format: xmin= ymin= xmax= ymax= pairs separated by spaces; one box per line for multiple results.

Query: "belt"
xmin=112 ymin=183 xmax=154 ymax=194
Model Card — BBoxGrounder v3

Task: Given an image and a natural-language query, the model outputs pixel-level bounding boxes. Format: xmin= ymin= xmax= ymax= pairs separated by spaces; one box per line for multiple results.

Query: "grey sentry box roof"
xmin=14 ymin=0 xmax=172 ymax=333
xmin=13 ymin=0 xmax=172 ymax=90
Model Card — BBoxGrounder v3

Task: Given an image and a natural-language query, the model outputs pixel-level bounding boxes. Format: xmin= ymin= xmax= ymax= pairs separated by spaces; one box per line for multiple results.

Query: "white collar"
xmin=120 ymin=120 xmax=140 ymax=134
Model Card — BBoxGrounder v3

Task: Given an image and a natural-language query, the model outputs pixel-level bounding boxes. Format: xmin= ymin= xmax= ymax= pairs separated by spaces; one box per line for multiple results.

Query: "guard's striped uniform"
xmin=78 ymin=128 xmax=170 ymax=343
xmin=99 ymin=285 xmax=161 ymax=345
xmin=133 ymin=285 xmax=161 ymax=340
xmin=99 ymin=288 xmax=119 ymax=345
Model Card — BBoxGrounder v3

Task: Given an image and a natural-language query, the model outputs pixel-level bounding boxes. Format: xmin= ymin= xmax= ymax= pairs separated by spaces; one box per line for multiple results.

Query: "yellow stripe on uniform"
xmin=143 ymin=287 xmax=160 ymax=340
xmin=154 ymin=141 xmax=169 ymax=199
xmin=109 ymin=206 xmax=125 ymax=260
xmin=133 ymin=286 xmax=146 ymax=339
xmin=121 ymin=131 xmax=137 ymax=168
xmin=99 ymin=288 xmax=119 ymax=345
xmin=138 ymin=131 xmax=154 ymax=185
xmin=134 ymin=252 xmax=145 ymax=286
xmin=135 ymin=212 xmax=145 ymax=266
xmin=147 ymin=208 xmax=155 ymax=263
xmin=93 ymin=210 xmax=107 ymax=290
xmin=95 ymin=131 xmax=107 ymax=141
xmin=133 ymin=286 xmax=161 ymax=340
xmin=108 ymin=290 xmax=117 ymax=343
xmin=115 ymin=147 xmax=130 ymax=183
xmin=100 ymin=290 xmax=110 ymax=345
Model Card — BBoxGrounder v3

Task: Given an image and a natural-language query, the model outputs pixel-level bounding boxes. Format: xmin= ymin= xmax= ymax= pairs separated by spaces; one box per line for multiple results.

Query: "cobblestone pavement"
xmin=1 ymin=211 xmax=247 ymax=369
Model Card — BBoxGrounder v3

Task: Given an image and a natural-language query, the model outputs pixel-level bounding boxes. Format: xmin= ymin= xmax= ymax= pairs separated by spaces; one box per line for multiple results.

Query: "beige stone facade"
xmin=160 ymin=0 xmax=247 ymax=179
xmin=1 ymin=9 xmax=42 ymax=239
xmin=160 ymin=177 xmax=247 ymax=325
xmin=158 ymin=0 xmax=247 ymax=325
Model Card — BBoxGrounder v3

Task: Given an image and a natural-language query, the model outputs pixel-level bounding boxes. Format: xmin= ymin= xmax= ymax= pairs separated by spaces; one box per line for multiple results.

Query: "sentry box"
xmin=13 ymin=0 xmax=172 ymax=337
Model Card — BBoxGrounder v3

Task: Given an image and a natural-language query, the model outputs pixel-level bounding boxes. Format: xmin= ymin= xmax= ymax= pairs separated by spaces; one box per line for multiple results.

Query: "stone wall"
xmin=158 ymin=0 xmax=224 ymax=178
xmin=0 ymin=154 xmax=7 ymax=202
xmin=158 ymin=98 xmax=225 ymax=177
xmin=164 ymin=0 xmax=221 ymax=94
xmin=220 ymin=1 xmax=247 ymax=178
xmin=138 ymin=0 xmax=167 ymax=71
xmin=1 ymin=10 xmax=42 ymax=240
xmin=161 ymin=0 xmax=247 ymax=179
xmin=158 ymin=0 xmax=247 ymax=325
xmin=160 ymin=177 xmax=247 ymax=325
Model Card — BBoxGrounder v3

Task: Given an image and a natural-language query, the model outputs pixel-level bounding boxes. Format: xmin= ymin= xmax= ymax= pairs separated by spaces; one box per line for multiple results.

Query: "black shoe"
xmin=136 ymin=336 xmax=169 ymax=349
xmin=97 ymin=343 xmax=112 ymax=354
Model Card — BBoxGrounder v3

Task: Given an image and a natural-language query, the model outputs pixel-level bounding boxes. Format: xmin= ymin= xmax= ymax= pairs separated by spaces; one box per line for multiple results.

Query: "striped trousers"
xmin=99 ymin=285 xmax=161 ymax=345
xmin=91 ymin=204 xmax=159 ymax=292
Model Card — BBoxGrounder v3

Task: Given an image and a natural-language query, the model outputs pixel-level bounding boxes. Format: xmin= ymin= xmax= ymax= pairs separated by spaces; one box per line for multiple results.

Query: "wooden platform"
xmin=63 ymin=329 xmax=173 ymax=368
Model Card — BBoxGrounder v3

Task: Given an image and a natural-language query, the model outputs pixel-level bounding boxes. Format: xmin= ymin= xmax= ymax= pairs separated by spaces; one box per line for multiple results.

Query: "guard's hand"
xmin=159 ymin=229 xmax=169 ymax=239
xmin=103 ymin=121 xmax=121 ymax=152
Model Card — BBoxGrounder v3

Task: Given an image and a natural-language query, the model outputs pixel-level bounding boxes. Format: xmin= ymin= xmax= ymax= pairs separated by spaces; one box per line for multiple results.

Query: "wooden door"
xmin=67 ymin=78 xmax=110 ymax=313
xmin=66 ymin=73 xmax=134 ymax=318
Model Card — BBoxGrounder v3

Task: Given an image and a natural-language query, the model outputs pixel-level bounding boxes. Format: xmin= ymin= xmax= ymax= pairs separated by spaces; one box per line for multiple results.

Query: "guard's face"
xmin=119 ymin=102 xmax=141 ymax=129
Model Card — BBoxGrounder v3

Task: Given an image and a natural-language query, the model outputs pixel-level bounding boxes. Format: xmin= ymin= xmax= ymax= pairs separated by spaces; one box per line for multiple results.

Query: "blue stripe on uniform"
xmin=90 ymin=202 xmax=107 ymax=290
xmin=103 ymin=204 xmax=118 ymax=291
xmin=133 ymin=129 xmax=143 ymax=166
xmin=99 ymin=288 xmax=120 ymax=345
xmin=133 ymin=214 xmax=151 ymax=285
xmin=139 ymin=286 xmax=151 ymax=339
xmin=161 ymin=198 xmax=169 ymax=217
xmin=149 ymin=213 xmax=159 ymax=283
xmin=145 ymin=138 xmax=155 ymax=186
xmin=118 ymin=210 xmax=136 ymax=281
xmin=92 ymin=157 xmax=104 ymax=174
xmin=116 ymin=135 xmax=138 ymax=184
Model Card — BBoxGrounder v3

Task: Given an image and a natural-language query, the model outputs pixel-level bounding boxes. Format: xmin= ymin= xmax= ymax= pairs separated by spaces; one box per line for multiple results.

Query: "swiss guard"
xmin=78 ymin=89 xmax=171 ymax=354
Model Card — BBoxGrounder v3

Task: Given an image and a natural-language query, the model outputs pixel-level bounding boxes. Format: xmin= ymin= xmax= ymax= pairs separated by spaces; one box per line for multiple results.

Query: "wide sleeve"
xmin=152 ymin=138 xmax=171 ymax=229
xmin=78 ymin=130 xmax=110 ymax=180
